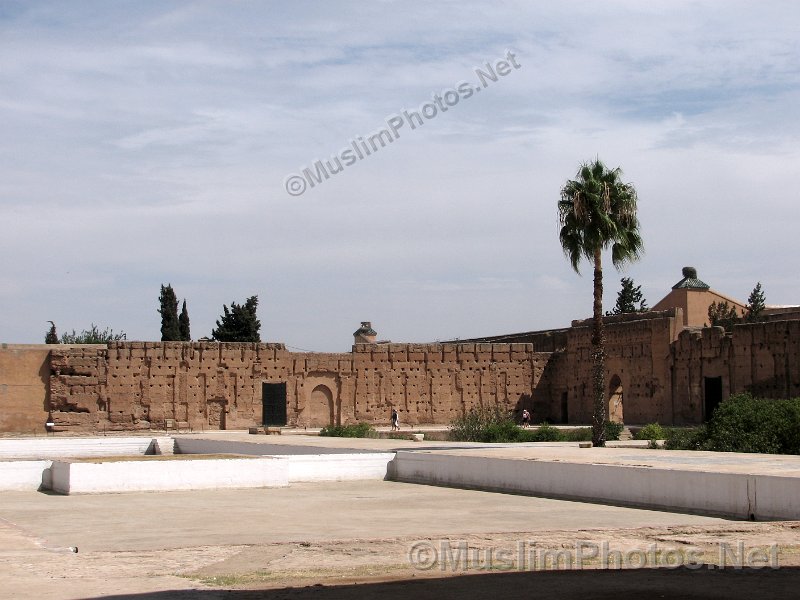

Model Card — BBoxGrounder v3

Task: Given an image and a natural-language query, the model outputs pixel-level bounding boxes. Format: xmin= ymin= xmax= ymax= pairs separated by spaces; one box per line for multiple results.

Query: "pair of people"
xmin=521 ymin=408 xmax=532 ymax=428
xmin=390 ymin=408 xmax=400 ymax=431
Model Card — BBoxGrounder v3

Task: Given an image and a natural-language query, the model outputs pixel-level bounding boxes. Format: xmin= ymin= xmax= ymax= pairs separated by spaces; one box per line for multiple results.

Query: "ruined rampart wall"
xmin=731 ymin=320 xmax=800 ymax=399
xmin=671 ymin=320 xmax=800 ymax=422
xmin=0 ymin=344 xmax=53 ymax=433
xmin=45 ymin=341 xmax=546 ymax=433
xmin=6 ymin=315 xmax=799 ymax=434
xmin=454 ymin=328 xmax=569 ymax=353
xmin=546 ymin=310 xmax=681 ymax=425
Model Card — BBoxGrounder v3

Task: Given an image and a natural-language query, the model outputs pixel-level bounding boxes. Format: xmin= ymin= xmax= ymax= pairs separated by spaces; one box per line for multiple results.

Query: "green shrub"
xmin=564 ymin=427 xmax=592 ymax=442
xmin=319 ymin=423 xmax=376 ymax=438
xmin=775 ymin=400 xmax=800 ymax=453
xmin=664 ymin=426 xmax=706 ymax=450
xmin=60 ymin=323 xmax=127 ymax=344
xmin=524 ymin=423 xmax=564 ymax=442
xmin=635 ymin=423 xmax=666 ymax=441
xmin=703 ymin=393 xmax=800 ymax=454
xmin=449 ymin=407 xmax=575 ymax=443
xmin=663 ymin=395 xmax=800 ymax=454
xmin=482 ymin=420 xmax=524 ymax=443
xmin=449 ymin=406 xmax=513 ymax=442
xmin=604 ymin=420 xmax=624 ymax=441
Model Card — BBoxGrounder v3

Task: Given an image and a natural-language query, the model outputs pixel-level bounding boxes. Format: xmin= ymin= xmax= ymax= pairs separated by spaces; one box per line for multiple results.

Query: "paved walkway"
xmin=0 ymin=480 xmax=734 ymax=553
xmin=180 ymin=429 xmax=648 ymax=452
xmin=406 ymin=445 xmax=800 ymax=476
xmin=181 ymin=432 xmax=800 ymax=519
xmin=185 ymin=431 xmax=800 ymax=477
xmin=3 ymin=432 xmax=800 ymax=598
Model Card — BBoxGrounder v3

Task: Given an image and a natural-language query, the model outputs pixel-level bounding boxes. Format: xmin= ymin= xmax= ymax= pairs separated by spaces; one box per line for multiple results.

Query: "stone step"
xmin=152 ymin=437 xmax=175 ymax=455
xmin=618 ymin=426 xmax=633 ymax=441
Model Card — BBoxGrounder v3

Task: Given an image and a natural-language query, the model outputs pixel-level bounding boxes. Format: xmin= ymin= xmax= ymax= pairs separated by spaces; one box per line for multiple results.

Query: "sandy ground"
xmin=2 ymin=481 xmax=800 ymax=599
xmin=3 ymin=518 xmax=800 ymax=599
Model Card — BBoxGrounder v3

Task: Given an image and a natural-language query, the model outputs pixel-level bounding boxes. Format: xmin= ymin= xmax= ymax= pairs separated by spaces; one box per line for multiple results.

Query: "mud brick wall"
xmin=46 ymin=341 xmax=546 ymax=432
xmin=10 ymin=314 xmax=797 ymax=434
xmin=0 ymin=344 xmax=53 ymax=432
xmin=456 ymin=328 xmax=569 ymax=353
xmin=671 ymin=320 xmax=800 ymax=422
xmin=669 ymin=326 xmax=734 ymax=423
xmin=49 ymin=345 xmax=109 ymax=429
xmin=547 ymin=310 xmax=682 ymax=425
xmin=731 ymin=320 xmax=800 ymax=400
xmin=345 ymin=343 xmax=547 ymax=426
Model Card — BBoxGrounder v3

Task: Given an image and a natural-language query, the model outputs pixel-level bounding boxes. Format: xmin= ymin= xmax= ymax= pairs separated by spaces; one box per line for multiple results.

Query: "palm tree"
xmin=558 ymin=159 xmax=643 ymax=446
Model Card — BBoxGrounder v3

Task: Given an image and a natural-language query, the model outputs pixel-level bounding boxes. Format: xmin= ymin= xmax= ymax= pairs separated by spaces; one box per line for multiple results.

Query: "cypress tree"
xmin=609 ymin=277 xmax=648 ymax=315
xmin=45 ymin=321 xmax=59 ymax=344
xmin=158 ymin=284 xmax=180 ymax=341
xmin=745 ymin=282 xmax=766 ymax=323
xmin=211 ymin=295 xmax=261 ymax=342
xmin=708 ymin=300 xmax=740 ymax=331
xmin=179 ymin=299 xmax=191 ymax=341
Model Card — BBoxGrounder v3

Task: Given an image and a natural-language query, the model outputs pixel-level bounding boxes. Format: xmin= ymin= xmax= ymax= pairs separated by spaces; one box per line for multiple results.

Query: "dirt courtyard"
xmin=2 ymin=480 xmax=800 ymax=599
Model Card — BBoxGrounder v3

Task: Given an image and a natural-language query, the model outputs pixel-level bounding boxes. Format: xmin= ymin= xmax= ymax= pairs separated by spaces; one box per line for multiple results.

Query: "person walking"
xmin=391 ymin=408 xmax=399 ymax=431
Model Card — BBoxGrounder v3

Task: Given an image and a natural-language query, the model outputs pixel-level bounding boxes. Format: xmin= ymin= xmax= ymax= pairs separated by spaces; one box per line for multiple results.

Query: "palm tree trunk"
xmin=591 ymin=247 xmax=606 ymax=447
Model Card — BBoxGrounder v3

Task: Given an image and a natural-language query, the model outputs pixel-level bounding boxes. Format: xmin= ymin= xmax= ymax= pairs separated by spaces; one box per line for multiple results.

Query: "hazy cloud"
xmin=1 ymin=1 xmax=798 ymax=350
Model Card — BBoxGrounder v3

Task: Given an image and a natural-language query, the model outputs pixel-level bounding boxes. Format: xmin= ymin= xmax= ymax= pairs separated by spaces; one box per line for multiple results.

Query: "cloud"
xmin=389 ymin=278 xmax=524 ymax=293
xmin=1 ymin=0 xmax=799 ymax=350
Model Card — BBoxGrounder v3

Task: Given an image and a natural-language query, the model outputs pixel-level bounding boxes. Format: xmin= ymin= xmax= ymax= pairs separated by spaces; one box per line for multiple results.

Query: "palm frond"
xmin=557 ymin=158 xmax=644 ymax=273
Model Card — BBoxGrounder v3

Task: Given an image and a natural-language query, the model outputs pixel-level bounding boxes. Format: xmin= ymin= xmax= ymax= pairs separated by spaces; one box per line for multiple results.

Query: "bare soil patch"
xmin=3 ymin=520 xmax=800 ymax=599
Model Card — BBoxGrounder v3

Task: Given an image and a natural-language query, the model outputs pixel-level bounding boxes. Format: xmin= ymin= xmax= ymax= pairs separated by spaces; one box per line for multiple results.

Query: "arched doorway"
xmin=608 ymin=375 xmax=624 ymax=424
xmin=308 ymin=384 xmax=335 ymax=427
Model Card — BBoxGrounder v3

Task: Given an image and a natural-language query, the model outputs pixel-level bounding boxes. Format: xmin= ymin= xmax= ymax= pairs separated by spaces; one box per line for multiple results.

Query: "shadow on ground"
xmin=96 ymin=566 xmax=800 ymax=600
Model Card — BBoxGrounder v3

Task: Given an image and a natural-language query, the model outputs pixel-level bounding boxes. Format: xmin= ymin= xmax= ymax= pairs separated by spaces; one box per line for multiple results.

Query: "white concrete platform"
xmin=50 ymin=456 xmax=289 ymax=494
xmin=174 ymin=436 xmax=380 ymax=455
xmin=391 ymin=447 xmax=800 ymax=520
xmin=284 ymin=453 xmax=394 ymax=482
xmin=0 ymin=437 xmax=179 ymax=491
xmin=46 ymin=452 xmax=394 ymax=494
xmin=0 ymin=435 xmax=395 ymax=492
xmin=0 ymin=437 xmax=161 ymax=459
xmin=0 ymin=460 xmax=52 ymax=491
xmin=5 ymin=433 xmax=800 ymax=521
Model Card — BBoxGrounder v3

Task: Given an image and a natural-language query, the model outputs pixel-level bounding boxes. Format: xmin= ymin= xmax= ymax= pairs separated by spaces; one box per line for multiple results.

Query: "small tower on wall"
xmin=353 ymin=321 xmax=377 ymax=344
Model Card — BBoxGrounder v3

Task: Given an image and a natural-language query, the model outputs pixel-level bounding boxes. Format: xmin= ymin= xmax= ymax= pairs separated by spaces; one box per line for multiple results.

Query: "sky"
xmin=1 ymin=1 xmax=798 ymax=352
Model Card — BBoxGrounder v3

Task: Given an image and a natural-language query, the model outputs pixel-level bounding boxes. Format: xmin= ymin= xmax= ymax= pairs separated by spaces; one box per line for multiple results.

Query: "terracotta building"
xmin=651 ymin=266 xmax=747 ymax=327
